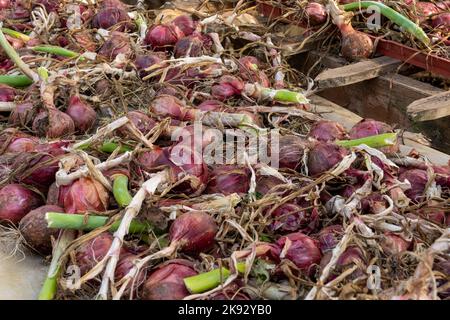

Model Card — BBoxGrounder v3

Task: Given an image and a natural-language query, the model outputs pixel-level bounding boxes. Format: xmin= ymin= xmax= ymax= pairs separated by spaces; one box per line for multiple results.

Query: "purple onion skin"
xmin=269 ymin=204 xmax=319 ymax=235
xmin=98 ymin=32 xmax=131 ymax=60
xmin=66 ymin=95 xmax=97 ymax=133
xmin=76 ymin=232 xmax=123 ymax=275
xmin=307 ymin=142 xmax=348 ymax=176
xmin=276 ymin=232 xmax=322 ymax=273
xmin=304 ymin=2 xmax=328 ymax=25
xmin=349 ymin=118 xmax=398 ymax=154
xmin=317 ymin=225 xmax=344 ymax=253
xmin=169 ymin=211 xmax=217 ymax=254
xmin=399 ymin=169 xmax=428 ymax=203
xmin=144 ymin=24 xmax=184 ymax=49
xmin=9 ymin=102 xmax=35 ymax=129
xmin=19 ymin=204 xmax=63 ymax=254
xmin=92 ymin=7 xmax=133 ymax=32
xmin=142 ymin=259 xmax=197 ymax=300
xmin=122 ymin=110 xmax=156 ymax=135
xmin=0 ymin=84 xmax=15 ymax=102
xmin=206 ymin=165 xmax=250 ymax=195
xmin=172 ymin=15 xmax=197 ymax=36
xmin=0 ymin=184 xmax=43 ymax=225
xmin=134 ymin=53 xmax=166 ymax=79
xmin=174 ymin=34 xmax=211 ymax=58
xmin=308 ymin=120 xmax=347 ymax=142
xmin=278 ymin=135 xmax=306 ymax=170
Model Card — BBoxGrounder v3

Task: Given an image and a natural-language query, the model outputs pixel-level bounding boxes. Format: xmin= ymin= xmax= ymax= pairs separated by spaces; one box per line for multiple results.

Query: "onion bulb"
xmin=66 ymin=95 xmax=97 ymax=133
xmin=0 ymin=184 xmax=43 ymax=224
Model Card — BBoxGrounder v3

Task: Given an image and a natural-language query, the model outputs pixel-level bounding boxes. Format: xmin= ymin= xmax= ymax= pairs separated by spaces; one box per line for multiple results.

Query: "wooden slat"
xmin=309 ymin=95 xmax=450 ymax=166
xmin=314 ymin=56 xmax=401 ymax=89
xmin=407 ymin=91 xmax=450 ymax=122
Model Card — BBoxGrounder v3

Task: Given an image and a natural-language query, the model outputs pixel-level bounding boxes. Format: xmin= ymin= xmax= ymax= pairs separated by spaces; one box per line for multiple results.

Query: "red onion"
xmin=13 ymin=153 xmax=59 ymax=191
xmin=269 ymin=203 xmax=319 ymax=234
xmin=73 ymin=31 xmax=97 ymax=52
xmin=308 ymin=120 xmax=347 ymax=142
xmin=399 ymin=169 xmax=428 ymax=202
xmin=76 ymin=232 xmax=117 ymax=274
xmin=307 ymin=142 xmax=348 ymax=176
xmin=210 ymin=283 xmax=250 ymax=300
xmin=380 ymin=233 xmax=410 ymax=255
xmin=238 ymin=56 xmax=270 ymax=87
xmin=7 ymin=4 xmax=30 ymax=20
xmin=276 ymin=135 xmax=306 ymax=170
xmin=349 ymin=118 xmax=398 ymax=154
xmin=60 ymin=177 xmax=109 ymax=213
xmin=142 ymin=259 xmax=197 ymax=300
xmin=149 ymin=94 xmax=191 ymax=120
xmin=98 ymin=31 xmax=131 ymax=60
xmin=138 ymin=146 xmax=171 ymax=171
xmin=320 ymin=245 xmax=365 ymax=280
xmin=144 ymin=24 xmax=185 ymax=49
xmin=361 ymin=192 xmax=387 ymax=214
xmin=211 ymin=76 xmax=245 ymax=101
xmin=276 ymin=232 xmax=322 ymax=272
xmin=134 ymin=52 xmax=167 ymax=79
xmin=19 ymin=204 xmax=63 ymax=254
xmin=0 ymin=0 xmax=11 ymax=10
xmin=32 ymin=108 xmax=75 ymax=139
xmin=0 ymin=84 xmax=15 ymax=102
xmin=9 ymin=102 xmax=35 ymax=126
xmin=197 ymin=100 xmax=225 ymax=112
xmin=172 ymin=15 xmax=197 ymax=36
xmin=0 ymin=129 xmax=39 ymax=153
xmin=115 ymin=252 xmax=146 ymax=289
xmin=304 ymin=2 xmax=328 ymax=25
xmin=123 ymin=110 xmax=156 ymax=135
xmin=431 ymin=13 xmax=450 ymax=31
xmin=416 ymin=2 xmax=440 ymax=21
xmin=66 ymin=95 xmax=97 ymax=133
xmin=255 ymin=174 xmax=285 ymax=196
xmin=174 ymin=34 xmax=212 ymax=58
xmin=206 ymin=165 xmax=250 ymax=195
xmin=0 ymin=184 xmax=42 ymax=224
xmin=92 ymin=7 xmax=133 ymax=31
xmin=169 ymin=211 xmax=217 ymax=254
xmin=317 ymin=225 xmax=344 ymax=253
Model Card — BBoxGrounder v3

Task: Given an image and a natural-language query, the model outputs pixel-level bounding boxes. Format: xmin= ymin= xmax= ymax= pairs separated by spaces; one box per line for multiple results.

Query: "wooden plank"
xmin=309 ymin=95 xmax=450 ymax=166
xmin=407 ymin=91 xmax=450 ymax=122
xmin=314 ymin=56 xmax=401 ymax=89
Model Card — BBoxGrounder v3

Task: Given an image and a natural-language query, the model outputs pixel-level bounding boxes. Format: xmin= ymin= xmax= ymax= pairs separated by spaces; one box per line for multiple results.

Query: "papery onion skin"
xmin=269 ymin=203 xmax=319 ymax=235
xmin=0 ymin=0 xmax=11 ymax=10
xmin=308 ymin=120 xmax=347 ymax=142
xmin=0 ymin=184 xmax=43 ymax=224
xmin=276 ymin=232 xmax=322 ymax=272
xmin=305 ymin=2 xmax=328 ymax=25
xmin=169 ymin=211 xmax=217 ymax=254
xmin=380 ymin=233 xmax=410 ymax=255
xmin=134 ymin=52 xmax=166 ymax=79
xmin=197 ymin=100 xmax=225 ymax=112
xmin=123 ymin=110 xmax=156 ymax=135
xmin=317 ymin=225 xmax=344 ymax=253
xmin=277 ymin=135 xmax=306 ymax=170
xmin=66 ymin=95 xmax=97 ymax=133
xmin=144 ymin=24 xmax=184 ymax=49
xmin=92 ymin=7 xmax=133 ymax=31
xmin=61 ymin=177 xmax=109 ymax=214
xmin=98 ymin=31 xmax=131 ymax=60
xmin=9 ymin=102 xmax=35 ymax=127
xmin=206 ymin=165 xmax=250 ymax=195
xmin=431 ymin=13 xmax=450 ymax=32
xmin=76 ymin=232 xmax=117 ymax=275
xmin=211 ymin=76 xmax=245 ymax=101
xmin=172 ymin=15 xmax=197 ymax=36
xmin=0 ymin=84 xmax=15 ymax=102
xmin=149 ymin=94 xmax=191 ymax=121
xmin=399 ymin=169 xmax=428 ymax=203
xmin=32 ymin=109 xmax=75 ymax=139
xmin=174 ymin=34 xmax=211 ymax=58
xmin=142 ymin=259 xmax=197 ymax=300
xmin=19 ymin=204 xmax=63 ymax=254
xmin=307 ymin=142 xmax=348 ymax=176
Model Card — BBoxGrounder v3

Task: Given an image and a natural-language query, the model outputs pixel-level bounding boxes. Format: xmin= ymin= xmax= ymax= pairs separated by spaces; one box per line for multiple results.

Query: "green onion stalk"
xmin=100 ymin=141 xmax=133 ymax=153
xmin=183 ymin=262 xmax=246 ymax=294
xmin=244 ymin=83 xmax=310 ymax=105
xmin=31 ymin=45 xmax=85 ymax=61
xmin=0 ymin=75 xmax=33 ymax=87
xmin=336 ymin=132 xmax=398 ymax=149
xmin=342 ymin=1 xmax=430 ymax=46
xmin=0 ymin=24 xmax=39 ymax=82
xmin=0 ymin=27 xmax=30 ymax=42
xmin=112 ymin=174 xmax=133 ymax=208
xmin=45 ymin=212 xmax=152 ymax=233
xmin=38 ymin=230 xmax=75 ymax=300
